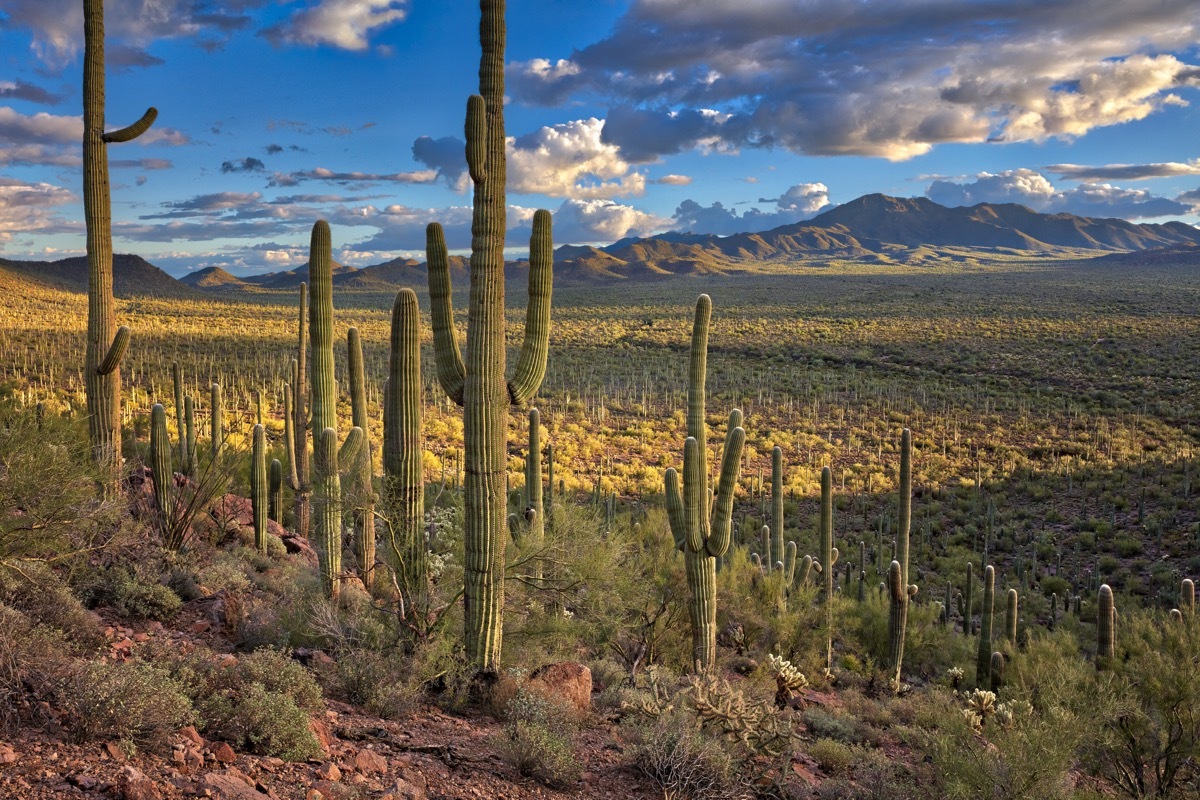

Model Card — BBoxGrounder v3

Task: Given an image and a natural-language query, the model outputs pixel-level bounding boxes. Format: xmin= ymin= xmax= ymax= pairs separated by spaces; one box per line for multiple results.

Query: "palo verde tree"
xmin=83 ymin=0 xmax=156 ymax=487
xmin=425 ymin=0 xmax=553 ymax=673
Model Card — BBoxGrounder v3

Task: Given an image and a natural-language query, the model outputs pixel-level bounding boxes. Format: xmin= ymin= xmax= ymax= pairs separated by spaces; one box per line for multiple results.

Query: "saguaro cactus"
xmin=287 ymin=284 xmax=311 ymax=541
xmin=664 ymin=295 xmax=747 ymax=671
xmin=383 ymin=288 xmax=425 ymax=612
xmin=347 ymin=327 xmax=377 ymax=590
xmin=820 ymin=466 xmax=839 ymax=671
xmin=83 ymin=0 xmax=155 ymax=486
xmin=1005 ymin=588 xmax=1018 ymax=644
xmin=250 ymin=424 xmax=267 ymax=553
xmin=770 ymin=446 xmax=784 ymax=569
xmin=1097 ymin=583 xmax=1115 ymax=668
xmin=976 ymin=564 xmax=995 ymax=686
xmin=524 ymin=408 xmax=545 ymax=585
xmin=210 ymin=383 xmax=223 ymax=458
xmin=149 ymin=403 xmax=172 ymax=530
xmin=269 ymin=458 xmax=284 ymax=525
xmin=425 ymin=0 xmax=554 ymax=672
xmin=887 ymin=429 xmax=917 ymax=688
xmin=1182 ymin=578 xmax=1195 ymax=616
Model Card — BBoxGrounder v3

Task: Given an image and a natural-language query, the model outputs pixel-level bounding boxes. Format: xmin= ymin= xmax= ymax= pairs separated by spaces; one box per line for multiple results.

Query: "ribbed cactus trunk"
xmin=770 ymin=446 xmax=784 ymax=569
xmin=526 ymin=408 xmax=544 ymax=586
xmin=383 ymin=288 xmax=425 ymax=615
xmin=425 ymin=0 xmax=553 ymax=673
xmin=83 ymin=0 xmax=154 ymax=489
xmin=308 ymin=223 xmax=341 ymax=600
xmin=288 ymin=284 xmax=311 ymax=541
xmin=1097 ymin=583 xmax=1115 ymax=668
xmin=887 ymin=429 xmax=916 ymax=688
xmin=820 ymin=466 xmax=838 ymax=670
xmin=251 ymin=423 xmax=267 ymax=553
xmin=149 ymin=403 xmax=172 ymax=533
xmin=664 ymin=296 xmax=746 ymax=672
xmin=347 ymin=327 xmax=376 ymax=591
xmin=1183 ymin=578 xmax=1195 ymax=616
xmin=269 ymin=458 xmax=284 ymax=525
xmin=977 ymin=564 xmax=995 ymax=686
xmin=1005 ymin=588 xmax=1018 ymax=644
xmin=210 ymin=383 xmax=223 ymax=458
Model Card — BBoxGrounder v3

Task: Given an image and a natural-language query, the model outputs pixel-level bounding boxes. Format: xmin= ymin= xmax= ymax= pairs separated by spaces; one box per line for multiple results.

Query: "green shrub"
xmin=627 ymin=706 xmax=750 ymax=800
xmin=114 ymin=579 xmax=182 ymax=621
xmin=494 ymin=687 xmax=580 ymax=788
xmin=809 ymin=737 xmax=855 ymax=774
xmin=803 ymin=707 xmax=866 ymax=744
xmin=58 ymin=659 xmax=193 ymax=751
xmin=0 ymin=561 xmax=103 ymax=648
xmin=325 ymin=649 xmax=420 ymax=720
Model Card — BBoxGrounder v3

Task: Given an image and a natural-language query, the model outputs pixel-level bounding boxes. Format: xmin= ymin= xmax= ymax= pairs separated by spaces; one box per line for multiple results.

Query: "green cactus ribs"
xmin=664 ymin=295 xmax=746 ymax=672
xmin=887 ymin=429 xmax=917 ymax=691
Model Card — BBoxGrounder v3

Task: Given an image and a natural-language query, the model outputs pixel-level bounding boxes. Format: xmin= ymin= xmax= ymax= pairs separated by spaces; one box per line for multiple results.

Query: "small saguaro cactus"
xmin=172 ymin=362 xmax=185 ymax=464
xmin=250 ymin=423 xmax=267 ymax=553
xmin=820 ymin=466 xmax=839 ymax=671
xmin=1182 ymin=578 xmax=1195 ymax=616
xmin=887 ymin=429 xmax=917 ymax=689
xmin=990 ymin=651 xmax=1004 ymax=693
xmin=976 ymin=564 xmax=996 ymax=686
xmin=770 ymin=446 xmax=784 ymax=570
xmin=963 ymin=561 xmax=975 ymax=635
xmin=383 ymin=288 xmax=426 ymax=616
xmin=1097 ymin=583 xmax=1115 ymax=668
xmin=149 ymin=403 xmax=172 ymax=532
xmin=210 ymin=383 xmax=223 ymax=458
xmin=664 ymin=295 xmax=746 ymax=672
xmin=1005 ymin=588 xmax=1018 ymax=645
xmin=424 ymin=1 xmax=554 ymax=671
xmin=83 ymin=0 xmax=155 ymax=487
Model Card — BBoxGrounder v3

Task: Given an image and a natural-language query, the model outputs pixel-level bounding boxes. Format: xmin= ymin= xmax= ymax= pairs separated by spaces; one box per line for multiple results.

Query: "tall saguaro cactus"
xmin=1097 ymin=583 xmax=1115 ymax=668
xmin=820 ymin=466 xmax=838 ymax=671
xmin=83 ymin=0 xmax=155 ymax=486
xmin=425 ymin=0 xmax=554 ymax=673
xmin=664 ymin=295 xmax=747 ymax=671
xmin=770 ymin=446 xmax=784 ymax=569
xmin=524 ymin=408 xmax=545 ymax=586
xmin=347 ymin=327 xmax=376 ymax=591
xmin=888 ymin=429 xmax=917 ymax=688
xmin=287 ymin=284 xmax=311 ymax=541
xmin=977 ymin=564 xmax=996 ymax=686
xmin=383 ymin=288 xmax=425 ymax=614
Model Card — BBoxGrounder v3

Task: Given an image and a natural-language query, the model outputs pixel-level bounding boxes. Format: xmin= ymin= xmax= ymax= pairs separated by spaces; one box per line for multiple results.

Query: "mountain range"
xmin=4 ymin=194 xmax=1199 ymax=296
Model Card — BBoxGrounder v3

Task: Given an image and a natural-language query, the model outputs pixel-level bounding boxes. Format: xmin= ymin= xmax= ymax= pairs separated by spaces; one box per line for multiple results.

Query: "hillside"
xmin=0 ymin=254 xmax=199 ymax=299
xmin=178 ymin=267 xmax=252 ymax=292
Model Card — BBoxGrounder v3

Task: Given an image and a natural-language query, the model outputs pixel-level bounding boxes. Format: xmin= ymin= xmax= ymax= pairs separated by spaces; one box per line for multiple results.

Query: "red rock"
xmin=213 ymin=742 xmax=236 ymax=764
xmin=354 ymin=748 xmax=387 ymax=774
xmin=315 ymin=761 xmax=341 ymax=782
xmin=118 ymin=765 xmax=161 ymax=800
xmin=309 ymin=719 xmax=333 ymax=752
xmin=384 ymin=774 xmax=427 ymax=800
xmin=525 ymin=662 xmax=593 ymax=712
xmin=180 ymin=726 xmax=204 ymax=746
xmin=200 ymin=771 xmax=266 ymax=800
xmin=190 ymin=620 xmax=211 ymax=634
xmin=0 ymin=747 xmax=16 ymax=765
xmin=104 ymin=741 xmax=127 ymax=762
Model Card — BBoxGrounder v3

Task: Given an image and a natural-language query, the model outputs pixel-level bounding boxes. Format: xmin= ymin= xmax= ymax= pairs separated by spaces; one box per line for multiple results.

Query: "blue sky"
xmin=2 ymin=0 xmax=1199 ymax=275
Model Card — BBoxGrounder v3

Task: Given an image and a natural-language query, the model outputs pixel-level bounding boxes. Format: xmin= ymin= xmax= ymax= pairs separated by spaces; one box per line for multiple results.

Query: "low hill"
xmin=179 ymin=267 xmax=252 ymax=292
xmin=0 ymin=253 xmax=199 ymax=299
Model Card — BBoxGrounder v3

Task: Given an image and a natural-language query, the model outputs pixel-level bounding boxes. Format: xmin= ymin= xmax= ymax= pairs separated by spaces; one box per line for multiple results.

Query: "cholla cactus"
xmin=947 ymin=666 xmax=964 ymax=690
xmin=768 ymin=653 xmax=808 ymax=707
xmin=689 ymin=673 xmax=793 ymax=757
xmin=966 ymin=688 xmax=997 ymax=720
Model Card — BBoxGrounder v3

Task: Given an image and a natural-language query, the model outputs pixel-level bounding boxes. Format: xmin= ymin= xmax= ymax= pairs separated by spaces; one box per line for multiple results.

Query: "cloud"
xmin=654 ymin=174 xmax=693 ymax=186
xmin=107 ymin=44 xmax=165 ymax=72
xmin=926 ymin=169 xmax=1191 ymax=219
xmin=111 ymin=158 xmax=174 ymax=170
xmin=0 ymin=107 xmax=80 ymax=143
xmin=221 ymin=157 xmax=267 ymax=173
xmin=551 ymin=198 xmax=669 ymax=244
xmin=508 ymin=118 xmax=646 ymax=198
xmin=511 ymin=0 xmax=1200 ymax=161
xmin=411 ymin=135 xmax=468 ymax=190
xmin=262 ymin=0 xmax=408 ymax=51
xmin=0 ymin=177 xmax=78 ymax=250
xmin=0 ymin=144 xmax=80 ymax=167
xmin=0 ymin=80 xmax=63 ymax=105
xmin=1046 ymin=160 xmax=1200 ymax=181
xmin=672 ymin=182 xmax=831 ymax=235
xmin=267 ymin=167 xmax=438 ymax=187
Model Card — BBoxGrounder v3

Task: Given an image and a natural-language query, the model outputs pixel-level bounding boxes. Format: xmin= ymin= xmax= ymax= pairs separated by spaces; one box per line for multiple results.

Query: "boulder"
xmin=525 ymin=662 xmax=593 ymax=712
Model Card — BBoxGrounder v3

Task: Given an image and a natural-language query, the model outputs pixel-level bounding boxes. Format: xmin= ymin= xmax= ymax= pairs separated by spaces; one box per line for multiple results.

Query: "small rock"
xmin=180 ymin=726 xmax=204 ymax=746
xmin=315 ymin=761 xmax=341 ymax=782
xmin=118 ymin=765 xmax=162 ymax=800
xmin=104 ymin=741 xmax=127 ymax=762
xmin=0 ymin=746 xmax=16 ymax=765
xmin=386 ymin=774 xmax=427 ymax=800
xmin=190 ymin=619 xmax=211 ymax=634
xmin=309 ymin=719 xmax=334 ymax=752
xmin=200 ymin=771 xmax=267 ymax=800
xmin=354 ymin=748 xmax=387 ymax=775
xmin=213 ymin=742 xmax=237 ymax=764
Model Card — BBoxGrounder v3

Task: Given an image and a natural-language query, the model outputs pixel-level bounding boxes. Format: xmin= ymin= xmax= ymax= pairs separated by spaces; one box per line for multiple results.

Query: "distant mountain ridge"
xmin=4 ymin=194 xmax=1199 ymax=295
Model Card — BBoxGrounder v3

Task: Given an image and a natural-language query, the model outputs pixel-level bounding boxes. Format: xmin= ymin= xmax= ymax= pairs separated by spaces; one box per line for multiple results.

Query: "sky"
xmin=2 ymin=0 xmax=1200 ymax=276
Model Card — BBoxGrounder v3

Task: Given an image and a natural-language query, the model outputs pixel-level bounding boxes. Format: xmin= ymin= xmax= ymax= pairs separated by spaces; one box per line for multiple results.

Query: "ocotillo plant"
xmin=976 ymin=564 xmax=996 ymax=686
xmin=664 ymin=295 xmax=746 ymax=671
xmin=83 ymin=0 xmax=155 ymax=486
xmin=346 ymin=327 xmax=376 ymax=591
xmin=383 ymin=288 xmax=425 ymax=616
xmin=887 ymin=429 xmax=917 ymax=689
xmin=771 ymin=446 xmax=784 ymax=570
xmin=1097 ymin=583 xmax=1115 ymax=668
xmin=425 ymin=1 xmax=554 ymax=672
xmin=820 ymin=466 xmax=839 ymax=671
xmin=250 ymin=424 xmax=267 ymax=553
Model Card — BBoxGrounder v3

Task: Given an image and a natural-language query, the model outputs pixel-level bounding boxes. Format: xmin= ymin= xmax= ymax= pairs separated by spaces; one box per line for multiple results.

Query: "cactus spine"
xmin=820 ymin=465 xmax=839 ymax=671
xmin=425 ymin=1 xmax=554 ymax=671
xmin=383 ymin=288 xmax=425 ymax=614
xmin=1098 ymin=583 xmax=1115 ymax=667
xmin=347 ymin=326 xmax=376 ymax=591
xmin=308 ymin=222 xmax=342 ymax=600
xmin=149 ymin=404 xmax=172 ymax=534
xmin=887 ymin=429 xmax=916 ymax=688
xmin=664 ymin=296 xmax=746 ymax=671
xmin=1005 ymin=588 xmax=1018 ymax=644
xmin=83 ymin=0 xmax=154 ymax=486
xmin=250 ymin=424 xmax=267 ymax=553
xmin=771 ymin=446 xmax=784 ymax=569
xmin=977 ymin=564 xmax=995 ymax=686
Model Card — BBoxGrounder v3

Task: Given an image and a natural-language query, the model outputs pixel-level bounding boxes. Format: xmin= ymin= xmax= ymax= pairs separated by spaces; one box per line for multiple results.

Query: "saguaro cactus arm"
xmin=97 ymin=326 xmax=130 ymax=376
xmin=508 ymin=209 xmax=553 ymax=406
xmin=426 ymin=223 xmax=466 ymax=405
xmin=102 ymin=107 xmax=157 ymax=143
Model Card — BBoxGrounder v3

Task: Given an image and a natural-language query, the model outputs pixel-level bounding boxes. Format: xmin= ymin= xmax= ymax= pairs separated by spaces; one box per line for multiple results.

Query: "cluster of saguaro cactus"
xmin=383 ymin=288 xmax=426 ymax=612
xmin=346 ymin=327 xmax=377 ymax=591
xmin=976 ymin=564 xmax=996 ymax=686
xmin=425 ymin=0 xmax=554 ymax=672
xmin=83 ymin=0 xmax=154 ymax=489
xmin=664 ymin=295 xmax=746 ymax=672
xmin=887 ymin=429 xmax=916 ymax=689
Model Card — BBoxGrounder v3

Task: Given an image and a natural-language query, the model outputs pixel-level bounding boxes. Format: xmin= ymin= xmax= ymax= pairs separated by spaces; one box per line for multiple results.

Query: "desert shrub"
xmin=115 ymin=578 xmax=182 ymax=621
xmin=325 ymin=648 xmax=420 ymax=720
xmin=627 ymin=706 xmax=751 ymax=800
xmin=803 ymin=706 xmax=866 ymax=744
xmin=809 ymin=737 xmax=854 ymax=774
xmin=58 ymin=659 xmax=193 ymax=751
xmin=0 ymin=561 xmax=103 ymax=648
xmin=494 ymin=687 xmax=580 ymax=788
xmin=0 ymin=603 xmax=76 ymax=730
